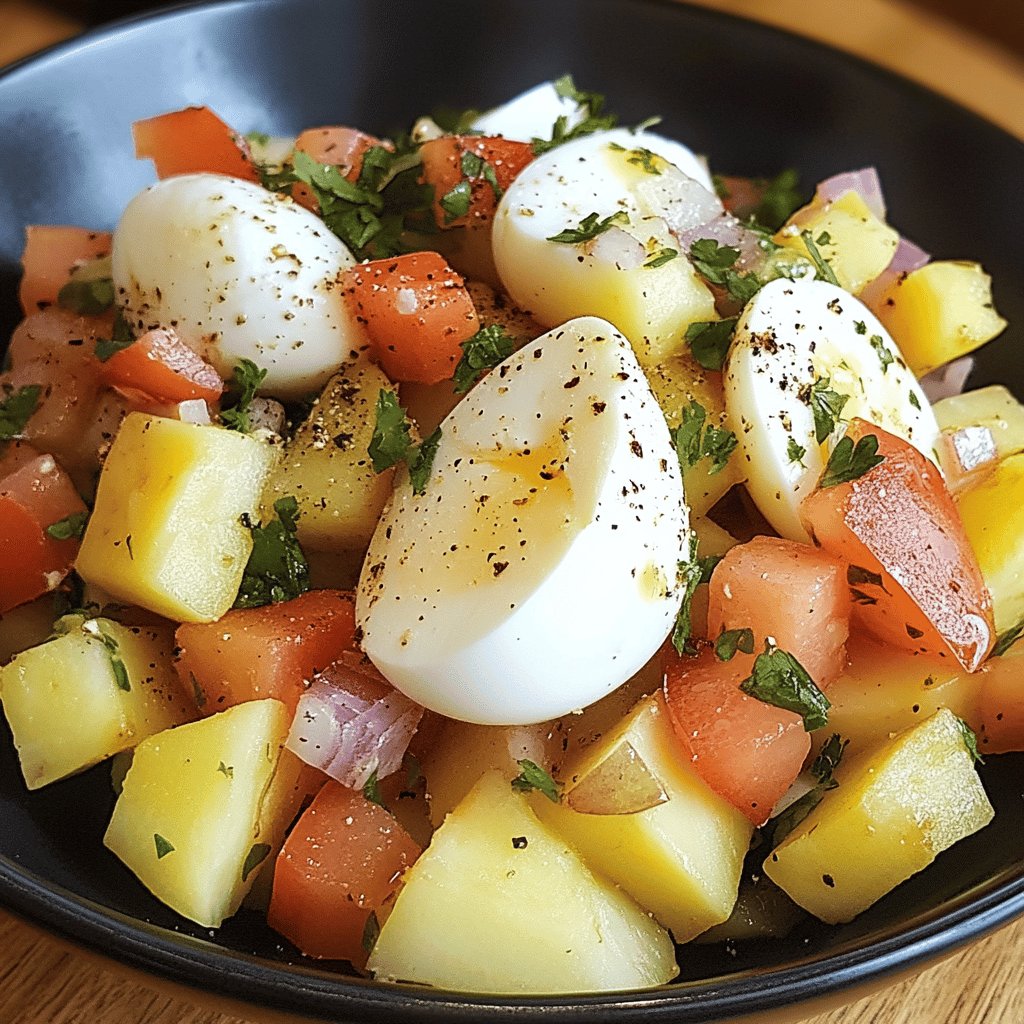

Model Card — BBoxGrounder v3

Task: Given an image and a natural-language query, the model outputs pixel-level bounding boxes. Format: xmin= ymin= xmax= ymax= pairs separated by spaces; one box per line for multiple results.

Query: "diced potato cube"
xmin=764 ymin=708 xmax=993 ymax=924
xmin=776 ymin=191 xmax=899 ymax=294
xmin=0 ymin=617 xmax=193 ymax=789
xmin=957 ymin=453 xmax=1024 ymax=632
xmin=875 ymin=261 xmax=1007 ymax=377
xmin=104 ymin=699 xmax=303 ymax=928
xmin=934 ymin=385 xmax=1024 ymax=460
xmin=262 ymin=361 xmax=395 ymax=565
xmin=367 ymin=770 xmax=677 ymax=993
xmin=534 ymin=693 xmax=752 ymax=942
xmin=812 ymin=636 xmax=984 ymax=759
xmin=645 ymin=353 xmax=745 ymax=516
xmin=76 ymin=414 xmax=276 ymax=622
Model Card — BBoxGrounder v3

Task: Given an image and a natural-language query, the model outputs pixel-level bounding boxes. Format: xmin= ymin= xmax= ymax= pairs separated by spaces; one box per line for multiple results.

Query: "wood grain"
xmin=1 ymin=0 xmax=1022 ymax=1021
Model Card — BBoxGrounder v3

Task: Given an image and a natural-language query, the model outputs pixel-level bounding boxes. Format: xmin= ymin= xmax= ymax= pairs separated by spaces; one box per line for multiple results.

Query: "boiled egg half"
xmin=356 ymin=316 xmax=688 ymax=725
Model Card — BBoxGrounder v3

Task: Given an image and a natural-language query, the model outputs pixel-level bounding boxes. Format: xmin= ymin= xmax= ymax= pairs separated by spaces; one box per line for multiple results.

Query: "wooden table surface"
xmin=1 ymin=1 xmax=1023 ymax=1022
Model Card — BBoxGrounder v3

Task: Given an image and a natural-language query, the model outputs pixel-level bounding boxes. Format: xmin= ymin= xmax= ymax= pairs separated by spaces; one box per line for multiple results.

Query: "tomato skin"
xmin=132 ymin=106 xmax=258 ymax=182
xmin=101 ymin=328 xmax=224 ymax=404
xmin=341 ymin=251 xmax=479 ymax=385
xmin=663 ymin=643 xmax=810 ymax=826
xmin=19 ymin=225 xmax=112 ymax=316
xmin=800 ymin=419 xmax=995 ymax=671
xmin=291 ymin=126 xmax=382 ymax=212
xmin=268 ymin=780 xmax=420 ymax=965
xmin=0 ymin=454 xmax=88 ymax=613
xmin=174 ymin=590 xmax=359 ymax=714
xmin=420 ymin=135 xmax=534 ymax=229
xmin=707 ymin=535 xmax=851 ymax=687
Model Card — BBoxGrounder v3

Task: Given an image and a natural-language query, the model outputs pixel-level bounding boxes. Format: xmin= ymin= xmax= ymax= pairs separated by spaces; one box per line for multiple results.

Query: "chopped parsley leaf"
xmin=766 ymin=732 xmax=848 ymax=845
xmin=220 ymin=359 xmax=268 ymax=433
xmin=685 ymin=317 xmax=737 ymax=371
xmin=991 ymin=618 xmax=1024 ymax=658
xmin=809 ymin=377 xmax=849 ymax=444
xmin=82 ymin=619 xmax=131 ymax=692
xmin=819 ymin=434 xmax=884 ymax=489
xmin=909 ymin=391 xmax=922 ymax=411
xmin=546 ymin=209 xmax=629 ymax=244
xmin=672 ymin=535 xmax=721 ymax=656
xmin=46 ymin=511 xmax=90 ymax=541
xmin=644 ymin=247 xmax=678 ymax=269
xmin=752 ymin=168 xmax=803 ymax=231
xmin=715 ymin=627 xmax=754 ymax=661
xmin=154 ymin=834 xmax=175 ymax=859
xmin=362 ymin=768 xmax=386 ymax=807
xmin=460 ymin=149 xmax=502 ymax=200
xmin=234 ymin=496 xmax=310 ymax=609
xmin=408 ymin=427 xmax=441 ymax=496
xmin=740 ymin=642 xmax=830 ymax=731
xmin=430 ymin=105 xmax=483 ymax=134
xmin=0 ymin=384 xmax=42 ymax=440
xmin=532 ymin=75 xmax=619 ymax=155
xmin=362 ymin=911 xmax=381 ymax=953
xmin=870 ymin=334 xmax=894 ymax=373
xmin=94 ymin=310 xmax=136 ymax=362
xmin=786 ymin=437 xmax=807 ymax=467
xmin=368 ymin=389 xmax=442 ymax=495
xmin=57 ymin=277 xmax=114 ymax=315
xmin=623 ymin=146 xmax=662 ymax=175
xmin=854 ymin=320 xmax=867 ymax=335
xmin=955 ymin=716 xmax=984 ymax=765
xmin=800 ymin=229 xmax=840 ymax=286
xmin=241 ymin=842 xmax=272 ymax=882
xmin=439 ymin=179 xmax=472 ymax=223
xmin=217 ymin=761 xmax=234 ymax=779
xmin=688 ymin=239 xmax=763 ymax=304
xmin=672 ymin=401 xmax=737 ymax=477
xmin=511 ymin=758 xmax=562 ymax=802
xmin=452 ymin=323 xmax=518 ymax=394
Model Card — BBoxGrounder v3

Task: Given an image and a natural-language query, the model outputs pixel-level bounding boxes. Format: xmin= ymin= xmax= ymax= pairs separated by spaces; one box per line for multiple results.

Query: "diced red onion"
xmin=859 ymin=236 xmax=931 ymax=311
xmin=676 ymin=213 xmax=766 ymax=269
xmin=248 ymin=396 xmax=287 ymax=435
xmin=635 ymin=166 xmax=723 ymax=236
xmin=920 ymin=356 xmax=975 ymax=404
xmin=586 ymin=225 xmax=646 ymax=270
xmin=816 ymin=168 xmax=886 ymax=220
xmin=286 ymin=652 xmax=423 ymax=790
xmin=937 ymin=425 xmax=998 ymax=493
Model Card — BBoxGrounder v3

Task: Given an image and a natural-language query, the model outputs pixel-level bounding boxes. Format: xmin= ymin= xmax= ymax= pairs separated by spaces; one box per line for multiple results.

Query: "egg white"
xmin=356 ymin=316 xmax=689 ymax=725
xmin=112 ymin=173 xmax=363 ymax=400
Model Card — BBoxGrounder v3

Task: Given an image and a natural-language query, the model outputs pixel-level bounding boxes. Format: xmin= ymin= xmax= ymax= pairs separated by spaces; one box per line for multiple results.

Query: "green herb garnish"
xmin=715 ymin=627 xmax=755 ymax=662
xmin=766 ymin=733 xmax=848 ymax=844
xmin=242 ymin=843 xmax=272 ymax=882
xmin=672 ymin=400 xmax=738 ymax=477
xmin=362 ymin=911 xmax=381 ymax=953
xmin=688 ymin=239 xmax=762 ymax=304
xmin=955 ymin=716 xmax=984 ymax=765
xmin=643 ymin=247 xmax=678 ymax=269
xmin=408 ymin=427 xmax=441 ymax=496
xmin=57 ymin=277 xmax=114 ymax=315
xmin=808 ymin=377 xmax=849 ymax=444
xmin=220 ymin=359 xmax=268 ymax=433
xmin=819 ymin=434 xmax=884 ymax=488
xmin=217 ymin=761 xmax=234 ymax=779
xmin=46 ymin=511 xmax=90 ymax=541
xmin=0 ymin=384 xmax=41 ymax=440
xmin=531 ymin=75 xmax=619 ymax=155
xmin=991 ymin=618 xmax=1024 ymax=658
xmin=800 ymin=229 xmax=840 ymax=286
xmin=452 ymin=324 xmax=518 ymax=394
xmin=362 ymin=767 xmax=385 ymax=807
xmin=154 ymin=834 xmax=175 ymax=859
xmin=752 ymin=168 xmax=803 ymax=231
xmin=546 ymin=210 xmax=630 ymax=244
xmin=368 ymin=389 xmax=442 ymax=495
xmin=870 ymin=334 xmax=894 ymax=373
xmin=671 ymin=535 xmax=722 ymax=656
xmin=439 ymin=179 xmax=472 ymax=223
xmin=786 ymin=437 xmax=807 ymax=467
xmin=684 ymin=317 xmax=737 ymax=371
xmin=234 ymin=496 xmax=310 ymax=609
xmin=511 ymin=759 xmax=562 ymax=803
xmin=740 ymin=642 xmax=830 ymax=731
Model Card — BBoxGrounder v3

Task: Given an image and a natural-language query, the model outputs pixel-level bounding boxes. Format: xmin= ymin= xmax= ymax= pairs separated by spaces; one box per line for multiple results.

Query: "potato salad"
xmin=1 ymin=77 xmax=1020 ymax=995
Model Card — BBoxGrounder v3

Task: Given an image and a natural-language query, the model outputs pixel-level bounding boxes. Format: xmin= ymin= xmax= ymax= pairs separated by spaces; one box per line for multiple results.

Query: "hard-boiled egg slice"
xmin=357 ymin=316 xmax=688 ymax=726
xmin=470 ymin=81 xmax=584 ymax=143
xmin=112 ymin=173 xmax=362 ymax=400
xmin=492 ymin=129 xmax=719 ymax=365
xmin=725 ymin=278 xmax=939 ymax=541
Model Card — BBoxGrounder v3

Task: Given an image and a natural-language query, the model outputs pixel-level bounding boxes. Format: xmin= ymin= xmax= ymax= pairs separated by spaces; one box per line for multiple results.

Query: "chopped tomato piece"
xmin=133 ymin=106 xmax=258 ymax=182
xmin=800 ymin=419 xmax=995 ymax=671
xmin=707 ymin=535 xmax=851 ymax=687
xmin=0 ymin=454 xmax=88 ymax=613
xmin=19 ymin=225 xmax=112 ymax=316
xmin=174 ymin=590 xmax=359 ymax=714
xmin=100 ymin=328 xmax=224 ymax=404
xmin=292 ymin=126 xmax=383 ymax=212
xmin=341 ymin=251 xmax=479 ymax=385
xmin=268 ymin=781 xmax=420 ymax=965
xmin=420 ymin=135 xmax=534 ymax=229
xmin=663 ymin=643 xmax=810 ymax=826
xmin=977 ymin=648 xmax=1024 ymax=754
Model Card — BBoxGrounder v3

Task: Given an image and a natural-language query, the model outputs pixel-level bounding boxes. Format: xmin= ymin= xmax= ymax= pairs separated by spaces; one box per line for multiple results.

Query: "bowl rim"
xmin=2 ymin=0 xmax=1023 ymax=1020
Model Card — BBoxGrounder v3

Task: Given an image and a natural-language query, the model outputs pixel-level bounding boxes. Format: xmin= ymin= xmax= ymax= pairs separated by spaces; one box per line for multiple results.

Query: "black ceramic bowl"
xmin=2 ymin=1 xmax=1023 ymax=1021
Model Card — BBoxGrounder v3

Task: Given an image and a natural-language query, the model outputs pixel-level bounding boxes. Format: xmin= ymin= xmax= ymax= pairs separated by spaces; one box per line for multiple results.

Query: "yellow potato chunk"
xmin=765 ymin=709 xmax=993 ymax=924
xmin=645 ymin=352 xmax=745 ymax=516
xmin=0 ymin=617 xmax=193 ymax=789
xmin=876 ymin=261 xmax=1007 ymax=377
xmin=934 ymin=385 xmax=1024 ymax=461
xmin=535 ymin=693 xmax=752 ymax=941
xmin=263 ymin=361 xmax=395 ymax=564
xmin=957 ymin=452 xmax=1024 ymax=632
xmin=367 ymin=770 xmax=677 ymax=993
xmin=812 ymin=636 xmax=984 ymax=759
xmin=77 ymin=414 xmax=276 ymax=622
xmin=776 ymin=191 xmax=899 ymax=294
xmin=104 ymin=699 xmax=303 ymax=928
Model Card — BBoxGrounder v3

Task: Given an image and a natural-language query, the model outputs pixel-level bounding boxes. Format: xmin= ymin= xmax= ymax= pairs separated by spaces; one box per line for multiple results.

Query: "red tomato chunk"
xmin=133 ymin=106 xmax=258 ymax=182
xmin=101 ymin=328 xmax=224 ymax=405
xmin=19 ymin=225 xmax=112 ymax=316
